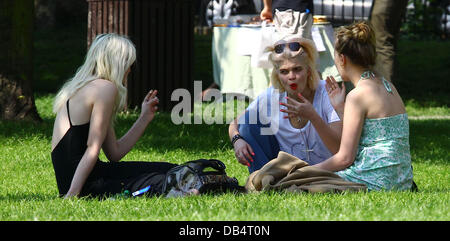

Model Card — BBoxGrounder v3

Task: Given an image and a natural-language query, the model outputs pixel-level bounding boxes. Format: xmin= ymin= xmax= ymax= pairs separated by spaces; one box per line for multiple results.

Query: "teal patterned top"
xmin=336 ymin=113 xmax=414 ymax=191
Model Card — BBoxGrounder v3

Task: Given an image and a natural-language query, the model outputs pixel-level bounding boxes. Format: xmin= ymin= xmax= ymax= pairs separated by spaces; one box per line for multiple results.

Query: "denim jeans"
xmin=238 ymin=111 xmax=280 ymax=173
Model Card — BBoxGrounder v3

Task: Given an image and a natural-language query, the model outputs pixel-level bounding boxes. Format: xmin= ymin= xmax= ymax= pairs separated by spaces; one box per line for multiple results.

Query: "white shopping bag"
xmin=251 ymin=21 xmax=278 ymax=69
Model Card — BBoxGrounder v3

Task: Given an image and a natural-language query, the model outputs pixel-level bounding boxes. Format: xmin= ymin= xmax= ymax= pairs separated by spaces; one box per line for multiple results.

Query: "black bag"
xmin=162 ymin=159 xmax=245 ymax=197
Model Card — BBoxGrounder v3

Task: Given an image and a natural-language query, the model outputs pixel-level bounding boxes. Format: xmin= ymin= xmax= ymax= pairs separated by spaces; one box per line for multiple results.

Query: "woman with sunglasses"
xmin=313 ymin=22 xmax=414 ymax=191
xmin=228 ymin=37 xmax=345 ymax=173
xmin=51 ymin=33 xmax=179 ymax=198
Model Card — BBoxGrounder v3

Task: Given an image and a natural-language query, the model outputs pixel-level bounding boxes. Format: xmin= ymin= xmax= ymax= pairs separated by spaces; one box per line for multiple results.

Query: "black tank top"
xmin=51 ymin=100 xmax=93 ymax=196
xmin=272 ymin=0 xmax=314 ymax=14
xmin=51 ymin=100 xmax=178 ymax=197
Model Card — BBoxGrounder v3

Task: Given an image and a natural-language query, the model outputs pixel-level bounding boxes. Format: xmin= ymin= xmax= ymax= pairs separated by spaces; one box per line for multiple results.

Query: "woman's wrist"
xmin=334 ymin=104 xmax=345 ymax=119
xmin=228 ymin=121 xmax=240 ymax=141
xmin=308 ymin=110 xmax=322 ymax=124
xmin=231 ymin=134 xmax=244 ymax=147
xmin=65 ymin=187 xmax=80 ymax=198
xmin=138 ymin=113 xmax=152 ymax=125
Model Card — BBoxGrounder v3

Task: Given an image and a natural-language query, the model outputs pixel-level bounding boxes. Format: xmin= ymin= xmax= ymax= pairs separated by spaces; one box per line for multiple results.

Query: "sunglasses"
xmin=274 ymin=42 xmax=302 ymax=54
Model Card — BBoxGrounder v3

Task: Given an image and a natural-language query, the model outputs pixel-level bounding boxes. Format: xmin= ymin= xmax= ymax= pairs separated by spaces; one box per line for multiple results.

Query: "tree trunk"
xmin=0 ymin=0 xmax=41 ymax=121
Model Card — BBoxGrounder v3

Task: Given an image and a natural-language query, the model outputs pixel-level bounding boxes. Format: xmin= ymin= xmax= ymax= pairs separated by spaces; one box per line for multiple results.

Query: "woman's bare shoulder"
xmin=72 ymin=79 xmax=118 ymax=107
xmin=90 ymin=79 xmax=117 ymax=90
xmin=86 ymin=79 xmax=117 ymax=97
xmin=344 ymin=86 xmax=370 ymax=114
xmin=346 ymin=86 xmax=366 ymax=103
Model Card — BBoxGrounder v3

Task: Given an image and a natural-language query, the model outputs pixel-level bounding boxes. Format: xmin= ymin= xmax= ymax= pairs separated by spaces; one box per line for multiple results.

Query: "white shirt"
xmin=246 ymin=80 xmax=340 ymax=165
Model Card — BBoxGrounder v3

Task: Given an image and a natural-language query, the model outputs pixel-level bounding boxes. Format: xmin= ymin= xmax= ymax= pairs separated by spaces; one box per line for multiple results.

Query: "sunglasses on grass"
xmin=274 ymin=42 xmax=302 ymax=54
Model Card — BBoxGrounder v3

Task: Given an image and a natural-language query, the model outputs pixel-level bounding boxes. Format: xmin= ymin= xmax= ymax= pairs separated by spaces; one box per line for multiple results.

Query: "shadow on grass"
xmin=0 ymin=193 xmax=58 ymax=202
xmin=1 ymin=112 xmax=449 ymax=160
xmin=0 ymin=111 xmax=232 ymax=154
xmin=0 ymin=119 xmax=54 ymax=139
xmin=409 ymin=119 xmax=450 ymax=164
xmin=114 ymin=112 xmax=232 ymax=153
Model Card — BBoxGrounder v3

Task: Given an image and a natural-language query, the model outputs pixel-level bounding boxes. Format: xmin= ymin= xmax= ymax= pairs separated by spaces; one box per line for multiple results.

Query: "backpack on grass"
xmin=162 ymin=159 xmax=245 ymax=197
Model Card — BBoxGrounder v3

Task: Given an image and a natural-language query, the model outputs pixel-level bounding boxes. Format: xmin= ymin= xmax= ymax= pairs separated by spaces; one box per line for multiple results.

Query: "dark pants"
xmin=369 ymin=0 xmax=408 ymax=82
xmin=81 ymin=161 xmax=177 ymax=198
xmin=238 ymin=111 xmax=280 ymax=173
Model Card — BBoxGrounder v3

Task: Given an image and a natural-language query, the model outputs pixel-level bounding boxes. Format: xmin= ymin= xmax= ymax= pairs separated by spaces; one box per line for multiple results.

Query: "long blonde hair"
xmin=267 ymin=37 xmax=320 ymax=92
xmin=53 ymin=33 xmax=136 ymax=119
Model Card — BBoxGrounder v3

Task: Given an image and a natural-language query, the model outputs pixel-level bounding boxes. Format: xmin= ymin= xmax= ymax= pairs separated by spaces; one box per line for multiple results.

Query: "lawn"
xmin=1 ymin=24 xmax=448 ymax=221
xmin=0 ymin=94 xmax=448 ymax=221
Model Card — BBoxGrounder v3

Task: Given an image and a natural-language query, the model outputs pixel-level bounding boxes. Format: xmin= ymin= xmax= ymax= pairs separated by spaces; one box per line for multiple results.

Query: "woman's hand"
xmin=233 ymin=139 xmax=254 ymax=167
xmin=103 ymin=90 xmax=160 ymax=163
xmin=280 ymin=94 xmax=316 ymax=121
xmin=140 ymin=90 xmax=159 ymax=123
xmin=63 ymin=192 xmax=78 ymax=199
xmin=325 ymin=76 xmax=346 ymax=114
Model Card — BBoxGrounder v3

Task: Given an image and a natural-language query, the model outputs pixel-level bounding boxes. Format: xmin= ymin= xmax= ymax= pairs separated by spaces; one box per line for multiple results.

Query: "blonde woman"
xmin=313 ymin=22 xmax=414 ymax=191
xmin=228 ymin=37 xmax=345 ymax=173
xmin=51 ymin=33 xmax=176 ymax=198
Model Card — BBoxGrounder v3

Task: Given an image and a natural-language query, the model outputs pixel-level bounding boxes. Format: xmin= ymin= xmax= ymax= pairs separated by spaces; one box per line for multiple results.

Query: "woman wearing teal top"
xmin=314 ymin=21 xmax=414 ymax=191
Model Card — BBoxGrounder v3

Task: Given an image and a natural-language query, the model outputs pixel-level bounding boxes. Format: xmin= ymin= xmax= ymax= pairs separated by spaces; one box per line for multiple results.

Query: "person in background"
xmin=313 ymin=21 xmax=414 ymax=191
xmin=369 ymin=0 xmax=409 ymax=82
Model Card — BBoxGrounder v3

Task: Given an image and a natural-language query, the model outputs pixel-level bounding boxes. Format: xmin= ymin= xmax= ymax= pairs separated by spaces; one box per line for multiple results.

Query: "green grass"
xmin=0 ymin=94 xmax=448 ymax=221
xmin=396 ymin=39 xmax=450 ymax=107
xmin=11 ymin=25 xmax=450 ymax=221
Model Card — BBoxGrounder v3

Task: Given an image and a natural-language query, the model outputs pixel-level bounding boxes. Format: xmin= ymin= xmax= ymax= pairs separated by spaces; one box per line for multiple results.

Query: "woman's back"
xmin=51 ymin=79 xmax=116 ymax=195
xmin=355 ymin=76 xmax=406 ymax=120
xmin=337 ymin=75 xmax=413 ymax=190
xmin=336 ymin=112 xmax=413 ymax=191
xmin=51 ymin=99 xmax=91 ymax=195
xmin=51 ymin=79 xmax=115 ymax=151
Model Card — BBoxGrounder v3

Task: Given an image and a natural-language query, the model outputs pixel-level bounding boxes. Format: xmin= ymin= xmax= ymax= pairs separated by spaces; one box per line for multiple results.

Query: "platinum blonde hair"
xmin=267 ymin=37 xmax=320 ymax=92
xmin=53 ymin=33 xmax=136 ymax=119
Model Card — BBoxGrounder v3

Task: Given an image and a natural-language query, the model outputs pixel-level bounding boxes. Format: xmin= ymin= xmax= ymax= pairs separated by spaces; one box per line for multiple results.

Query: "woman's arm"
xmin=101 ymin=116 xmax=149 ymax=162
xmin=228 ymin=113 xmax=241 ymax=140
xmin=309 ymin=111 xmax=342 ymax=154
xmin=260 ymin=0 xmax=273 ymax=20
xmin=325 ymin=76 xmax=346 ymax=120
xmin=229 ymin=112 xmax=254 ymax=167
xmin=102 ymin=90 xmax=159 ymax=162
xmin=308 ymin=76 xmax=346 ymax=154
xmin=65 ymin=83 xmax=117 ymax=198
xmin=314 ymin=90 xmax=366 ymax=172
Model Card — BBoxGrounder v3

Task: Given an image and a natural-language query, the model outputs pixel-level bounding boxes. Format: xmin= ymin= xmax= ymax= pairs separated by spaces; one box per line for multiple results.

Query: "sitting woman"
xmin=51 ymin=33 xmax=179 ymax=198
xmin=228 ymin=37 xmax=346 ymax=173
xmin=314 ymin=21 xmax=414 ymax=191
